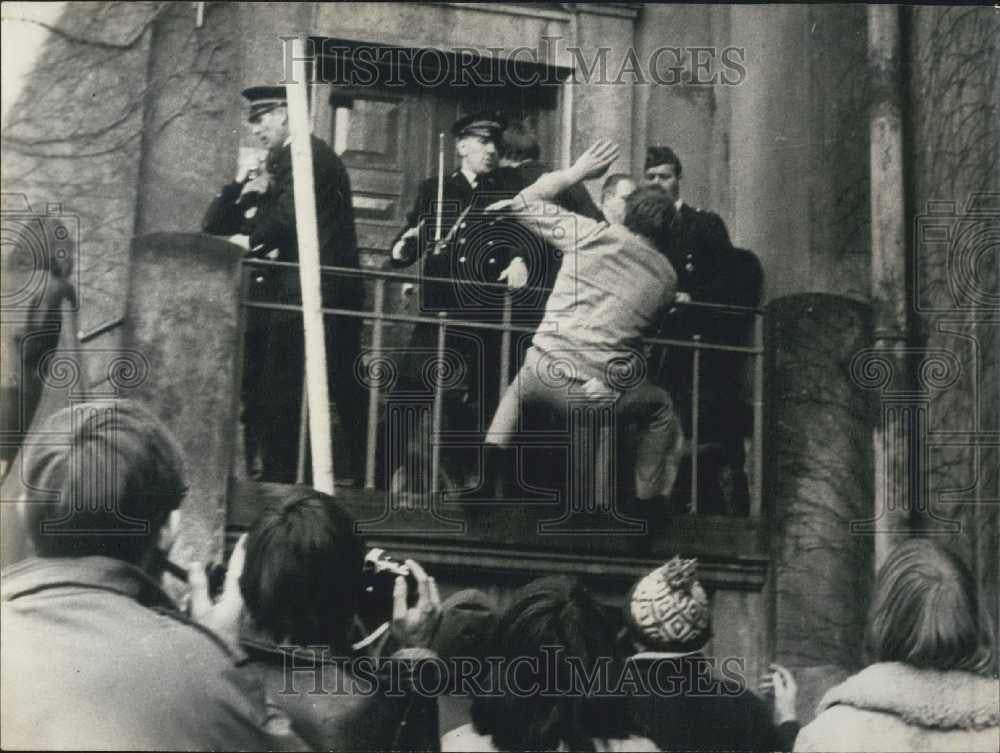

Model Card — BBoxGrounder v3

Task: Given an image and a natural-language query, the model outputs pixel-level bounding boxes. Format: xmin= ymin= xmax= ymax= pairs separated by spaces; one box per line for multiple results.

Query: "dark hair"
xmin=239 ymin=487 xmax=365 ymax=651
xmin=644 ymin=145 xmax=682 ymax=177
xmin=501 ymin=122 xmax=541 ymax=162
xmin=601 ymin=173 xmax=635 ymax=202
xmin=20 ymin=400 xmax=187 ymax=564
xmin=471 ymin=576 xmax=632 ymax=752
xmin=623 ymin=185 xmax=676 ymax=258
xmin=866 ymin=538 xmax=995 ymax=674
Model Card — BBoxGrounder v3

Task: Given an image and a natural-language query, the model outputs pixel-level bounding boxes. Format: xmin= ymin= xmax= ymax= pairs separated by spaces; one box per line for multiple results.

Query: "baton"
xmin=434 ymin=132 xmax=445 ymax=241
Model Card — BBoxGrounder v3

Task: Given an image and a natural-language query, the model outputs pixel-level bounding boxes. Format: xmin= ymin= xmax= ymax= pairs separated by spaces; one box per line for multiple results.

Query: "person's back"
xmin=511 ymin=186 xmax=677 ymax=380
xmin=444 ymin=575 xmax=659 ymax=753
xmin=0 ymin=400 xmax=284 ymax=751
xmin=794 ymin=539 xmax=998 ymax=752
xmin=624 ymin=558 xmax=799 ymax=752
xmin=627 ymin=654 xmax=787 ymax=752
xmin=2 ymin=556 xmax=274 ymax=750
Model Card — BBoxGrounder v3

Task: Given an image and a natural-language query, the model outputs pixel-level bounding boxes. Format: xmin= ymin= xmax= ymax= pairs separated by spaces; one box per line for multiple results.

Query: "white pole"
xmin=287 ymin=35 xmax=335 ymax=494
xmin=333 ymin=108 xmax=351 ymax=155
xmin=434 ymin=132 xmax=446 ymax=240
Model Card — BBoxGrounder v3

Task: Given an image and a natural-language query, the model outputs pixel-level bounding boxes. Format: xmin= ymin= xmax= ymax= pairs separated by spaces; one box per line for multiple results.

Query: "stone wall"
xmin=908 ymin=5 xmax=999 ymax=669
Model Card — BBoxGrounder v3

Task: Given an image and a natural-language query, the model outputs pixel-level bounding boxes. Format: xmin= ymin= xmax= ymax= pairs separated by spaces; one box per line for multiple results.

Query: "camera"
xmin=357 ymin=548 xmax=417 ymax=628
xmin=157 ymin=552 xmax=228 ymax=599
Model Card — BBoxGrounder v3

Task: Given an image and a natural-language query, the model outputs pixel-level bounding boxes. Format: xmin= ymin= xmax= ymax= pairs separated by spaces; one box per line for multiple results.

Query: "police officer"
xmin=203 ymin=86 xmax=365 ymax=484
xmin=643 ymin=145 xmax=734 ymax=306
xmin=644 ymin=145 xmax=758 ymax=514
xmin=390 ymin=111 xmax=523 ymax=417
xmin=383 ymin=112 xmax=523 ymax=492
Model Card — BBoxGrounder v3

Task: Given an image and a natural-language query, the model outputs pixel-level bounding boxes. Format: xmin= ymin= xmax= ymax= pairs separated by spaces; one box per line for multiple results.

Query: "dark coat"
xmin=203 ymin=135 xmax=361 ymax=311
xmin=1 ymin=556 xmax=301 ymax=751
xmin=235 ymin=628 xmax=440 ymax=752
xmin=654 ymin=206 xmax=761 ymax=446
xmin=668 ymin=203 xmax=735 ymax=305
xmin=202 ymin=136 xmax=365 ymax=483
xmin=390 ymin=169 xmax=521 ymax=319
xmin=626 ymin=655 xmax=799 ymax=752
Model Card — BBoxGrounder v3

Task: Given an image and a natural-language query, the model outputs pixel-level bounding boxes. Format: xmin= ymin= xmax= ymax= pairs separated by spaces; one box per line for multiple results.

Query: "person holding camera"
xmin=204 ymin=486 xmax=443 ymax=752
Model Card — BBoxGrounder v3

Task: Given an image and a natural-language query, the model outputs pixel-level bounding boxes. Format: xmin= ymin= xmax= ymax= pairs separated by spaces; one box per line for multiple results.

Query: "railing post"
xmin=499 ymin=293 xmax=513 ymax=396
xmin=364 ymin=278 xmax=386 ymax=490
xmin=430 ymin=312 xmax=448 ymax=497
xmin=690 ymin=335 xmax=701 ymax=515
xmin=752 ymin=313 xmax=764 ymax=518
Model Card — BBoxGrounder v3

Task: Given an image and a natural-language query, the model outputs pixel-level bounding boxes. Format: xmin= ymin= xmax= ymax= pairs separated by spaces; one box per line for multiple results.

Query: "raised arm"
xmin=519 ymin=139 xmax=620 ymax=205
xmin=493 ymin=140 xmax=620 ymax=256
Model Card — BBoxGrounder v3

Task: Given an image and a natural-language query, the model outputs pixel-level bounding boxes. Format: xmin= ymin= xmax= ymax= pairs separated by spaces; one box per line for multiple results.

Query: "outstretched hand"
xmin=571 ymin=139 xmax=621 ymax=182
xmin=759 ymin=662 xmax=798 ymax=725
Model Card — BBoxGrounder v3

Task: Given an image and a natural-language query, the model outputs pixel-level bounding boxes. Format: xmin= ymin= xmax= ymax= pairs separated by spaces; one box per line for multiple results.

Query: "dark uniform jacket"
xmin=669 ymin=202 xmax=735 ymax=305
xmin=660 ymin=202 xmax=762 ymax=345
xmin=202 ymin=136 xmax=366 ymax=483
xmin=655 ymin=202 xmax=761 ymax=466
xmin=1 ymin=556 xmax=301 ymax=751
xmin=203 ymin=135 xmax=361 ymax=311
xmin=390 ymin=169 xmax=521 ymax=320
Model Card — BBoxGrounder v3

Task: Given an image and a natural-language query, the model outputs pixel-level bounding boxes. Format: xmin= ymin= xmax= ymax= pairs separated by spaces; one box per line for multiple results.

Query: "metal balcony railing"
xmin=240 ymin=255 xmax=765 ymax=518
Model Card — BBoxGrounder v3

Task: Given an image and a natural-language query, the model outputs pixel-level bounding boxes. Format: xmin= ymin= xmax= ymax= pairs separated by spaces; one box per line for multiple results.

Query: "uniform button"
xmin=460 ymin=222 xmax=467 ymax=229
xmin=686 ymin=253 xmax=693 ymax=260
xmin=488 ymin=258 xmax=496 ymax=264
xmin=459 ymin=256 xmax=466 ymax=263
xmin=685 ymin=262 xmax=695 ymax=272
xmin=459 ymin=238 xmax=466 ymax=245
xmin=487 ymin=240 xmax=494 ymax=246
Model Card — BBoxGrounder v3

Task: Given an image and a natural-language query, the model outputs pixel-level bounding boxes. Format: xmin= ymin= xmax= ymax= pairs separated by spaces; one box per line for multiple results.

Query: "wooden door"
xmin=332 ymin=91 xmax=432 ymax=254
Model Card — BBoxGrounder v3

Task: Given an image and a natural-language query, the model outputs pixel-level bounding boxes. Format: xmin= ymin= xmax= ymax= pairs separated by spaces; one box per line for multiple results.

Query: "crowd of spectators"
xmin=3 ymin=399 xmax=996 ymax=751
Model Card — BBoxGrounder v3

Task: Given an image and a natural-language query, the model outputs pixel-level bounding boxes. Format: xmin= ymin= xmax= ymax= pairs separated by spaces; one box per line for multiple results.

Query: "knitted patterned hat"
xmin=626 ymin=557 xmax=711 ymax=654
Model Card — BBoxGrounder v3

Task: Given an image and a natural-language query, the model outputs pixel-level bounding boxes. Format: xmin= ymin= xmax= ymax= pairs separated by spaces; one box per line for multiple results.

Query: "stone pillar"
xmin=121 ymin=233 xmax=245 ymax=565
xmin=766 ymin=293 xmax=874 ymax=722
xmin=728 ymin=5 xmax=870 ymax=302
